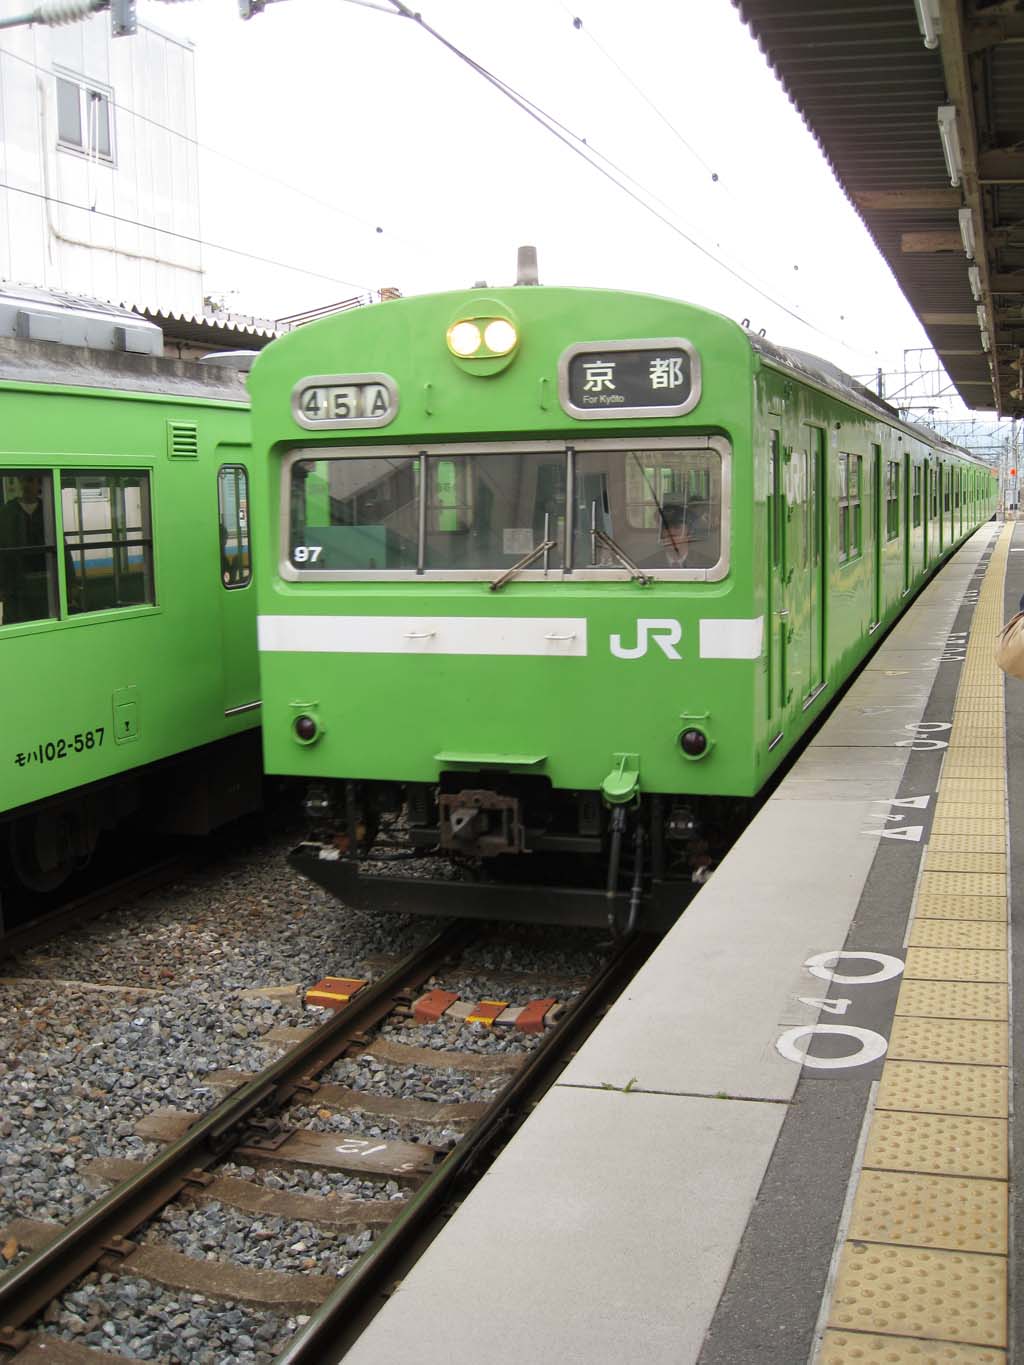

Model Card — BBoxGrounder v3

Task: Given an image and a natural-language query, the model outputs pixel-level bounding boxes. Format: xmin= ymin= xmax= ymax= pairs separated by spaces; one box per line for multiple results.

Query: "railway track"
xmin=0 ymin=919 xmax=652 ymax=1362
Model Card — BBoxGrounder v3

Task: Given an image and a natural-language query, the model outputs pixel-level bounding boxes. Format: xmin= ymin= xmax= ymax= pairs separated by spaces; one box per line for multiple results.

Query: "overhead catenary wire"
xmin=0 ymin=179 xmax=373 ymax=293
xmin=0 ymin=42 xmax=451 ymax=268
xmin=378 ymin=0 xmax=878 ymax=362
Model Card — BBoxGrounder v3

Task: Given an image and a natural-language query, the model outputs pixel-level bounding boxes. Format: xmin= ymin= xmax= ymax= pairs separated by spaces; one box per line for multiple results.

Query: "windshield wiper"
xmin=589 ymin=500 xmax=651 ymax=584
xmin=490 ymin=540 xmax=558 ymax=591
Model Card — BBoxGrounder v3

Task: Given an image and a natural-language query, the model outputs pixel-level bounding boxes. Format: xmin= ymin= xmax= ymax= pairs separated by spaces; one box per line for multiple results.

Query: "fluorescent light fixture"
xmin=959 ymin=207 xmax=976 ymax=259
xmin=937 ymin=105 xmax=963 ymax=187
xmin=968 ymin=265 xmax=982 ymax=301
xmin=977 ymin=304 xmax=992 ymax=352
xmin=913 ymin=0 xmax=942 ymax=48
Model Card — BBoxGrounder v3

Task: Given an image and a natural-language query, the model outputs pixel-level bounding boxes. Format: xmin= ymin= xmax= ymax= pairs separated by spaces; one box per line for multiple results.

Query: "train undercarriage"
xmin=290 ymin=772 xmax=754 ymax=932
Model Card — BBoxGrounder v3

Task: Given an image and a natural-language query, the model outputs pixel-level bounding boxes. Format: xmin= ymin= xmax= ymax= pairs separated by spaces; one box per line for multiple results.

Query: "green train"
xmin=249 ymin=264 xmax=996 ymax=929
xmin=0 ymin=291 xmax=260 ymax=915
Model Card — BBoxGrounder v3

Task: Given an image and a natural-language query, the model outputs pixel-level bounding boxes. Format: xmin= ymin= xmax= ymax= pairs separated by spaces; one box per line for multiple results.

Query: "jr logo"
xmin=609 ymin=619 xmax=683 ymax=660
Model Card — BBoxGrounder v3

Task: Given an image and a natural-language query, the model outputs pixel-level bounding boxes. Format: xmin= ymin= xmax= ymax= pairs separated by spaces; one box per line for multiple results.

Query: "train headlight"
xmin=447 ymin=321 xmax=483 ymax=357
xmin=445 ymin=302 xmax=520 ymax=372
xmin=483 ymin=318 xmax=517 ymax=355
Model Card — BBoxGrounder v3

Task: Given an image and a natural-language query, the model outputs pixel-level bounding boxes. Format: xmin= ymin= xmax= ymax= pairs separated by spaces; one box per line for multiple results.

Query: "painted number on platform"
xmin=775 ymin=950 xmax=905 ymax=1070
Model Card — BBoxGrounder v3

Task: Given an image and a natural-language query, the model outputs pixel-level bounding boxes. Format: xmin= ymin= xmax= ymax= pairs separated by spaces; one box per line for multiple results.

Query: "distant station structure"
xmin=735 ymin=0 xmax=1024 ymax=418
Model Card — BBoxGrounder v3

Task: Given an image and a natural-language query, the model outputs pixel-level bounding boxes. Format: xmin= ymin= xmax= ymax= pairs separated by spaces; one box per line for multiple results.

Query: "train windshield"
xmin=287 ymin=442 xmax=724 ymax=577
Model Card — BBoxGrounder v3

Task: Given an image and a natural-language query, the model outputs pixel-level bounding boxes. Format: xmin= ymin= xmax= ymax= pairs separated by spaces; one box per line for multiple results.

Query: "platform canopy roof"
xmin=734 ymin=0 xmax=1024 ymax=417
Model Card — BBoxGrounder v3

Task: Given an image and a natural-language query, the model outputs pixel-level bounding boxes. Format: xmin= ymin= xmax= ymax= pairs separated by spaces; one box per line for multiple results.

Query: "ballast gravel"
xmin=0 ymin=829 xmax=609 ymax=1357
xmin=148 ymin=1200 xmax=375 ymax=1278
xmin=42 ymin=1274 xmax=294 ymax=1363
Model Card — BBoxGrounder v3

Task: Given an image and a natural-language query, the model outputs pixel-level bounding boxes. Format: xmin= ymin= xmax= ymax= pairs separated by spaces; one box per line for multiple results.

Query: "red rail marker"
xmin=305 ymin=977 xmax=368 ymax=1011
xmin=465 ymin=999 xmax=509 ymax=1027
xmin=515 ymin=997 xmax=558 ymax=1034
xmin=413 ymin=989 xmax=460 ymax=1024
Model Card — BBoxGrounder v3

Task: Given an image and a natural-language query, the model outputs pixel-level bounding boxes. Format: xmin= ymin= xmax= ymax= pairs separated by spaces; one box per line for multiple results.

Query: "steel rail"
xmin=274 ymin=930 xmax=654 ymax=1365
xmin=0 ymin=919 xmax=475 ymax=1332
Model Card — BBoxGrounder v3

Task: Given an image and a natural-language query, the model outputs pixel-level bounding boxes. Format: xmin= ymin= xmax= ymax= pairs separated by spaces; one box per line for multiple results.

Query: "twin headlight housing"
xmin=446 ymin=317 xmax=519 ymax=359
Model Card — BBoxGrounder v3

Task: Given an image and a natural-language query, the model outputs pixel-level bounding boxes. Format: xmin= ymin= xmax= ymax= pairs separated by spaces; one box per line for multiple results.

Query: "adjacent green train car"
xmin=249 ymin=278 xmax=996 ymax=928
xmin=0 ymin=297 xmax=260 ymax=914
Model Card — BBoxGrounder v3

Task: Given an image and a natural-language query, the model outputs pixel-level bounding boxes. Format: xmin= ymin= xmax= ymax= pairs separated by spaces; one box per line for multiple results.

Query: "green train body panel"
xmin=0 ymin=342 xmax=258 ymax=824
xmin=249 ymin=287 xmax=996 ymax=806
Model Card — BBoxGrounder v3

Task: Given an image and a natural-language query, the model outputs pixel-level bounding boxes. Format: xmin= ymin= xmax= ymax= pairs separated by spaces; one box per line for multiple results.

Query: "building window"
xmin=838 ymin=453 xmax=862 ymax=562
xmin=886 ymin=460 xmax=900 ymax=541
xmin=218 ymin=466 xmax=252 ymax=588
xmin=62 ymin=471 xmax=154 ymax=614
xmin=56 ymin=75 xmax=114 ymax=162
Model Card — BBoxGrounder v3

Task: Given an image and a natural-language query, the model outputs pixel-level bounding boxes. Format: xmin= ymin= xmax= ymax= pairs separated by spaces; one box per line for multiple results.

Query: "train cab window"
xmin=61 ymin=471 xmax=154 ymax=614
xmin=572 ymin=447 xmax=722 ymax=572
xmin=0 ymin=470 xmax=58 ymax=626
xmin=837 ymin=453 xmax=862 ymax=561
xmin=289 ymin=456 xmax=420 ymax=570
xmin=423 ymin=451 xmax=565 ymax=571
xmin=218 ymin=466 xmax=252 ymax=588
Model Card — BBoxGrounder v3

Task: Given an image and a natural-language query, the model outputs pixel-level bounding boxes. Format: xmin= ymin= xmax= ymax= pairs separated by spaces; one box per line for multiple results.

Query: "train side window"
xmin=0 ymin=470 xmax=59 ymax=626
xmin=218 ymin=466 xmax=252 ymax=588
xmin=769 ymin=431 xmax=782 ymax=569
xmin=912 ymin=464 xmax=922 ymax=528
xmin=837 ymin=453 xmax=862 ymax=561
xmin=886 ymin=460 xmax=900 ymax=541
xmin=62 ymin=471 xmax=155 ymax=615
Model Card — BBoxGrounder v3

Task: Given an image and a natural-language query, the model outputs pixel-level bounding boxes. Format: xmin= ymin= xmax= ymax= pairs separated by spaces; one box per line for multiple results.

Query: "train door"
xmin=871 ymin=445 xmax=883 ymax=628
xmin=903 ymin=452 xmax=912 ymax=593
xmin=217 ymin=461 xmax=259 ymax=715
xmin=938 ymin=464 xmax=945 ymax=554
xmin=767 ymin=427 xmax=788 ymax=743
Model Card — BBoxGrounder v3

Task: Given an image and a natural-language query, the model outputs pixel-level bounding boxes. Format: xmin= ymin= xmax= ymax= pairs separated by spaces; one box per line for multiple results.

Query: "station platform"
xmin=345 ymin=520 xmax=1017 ymax=1365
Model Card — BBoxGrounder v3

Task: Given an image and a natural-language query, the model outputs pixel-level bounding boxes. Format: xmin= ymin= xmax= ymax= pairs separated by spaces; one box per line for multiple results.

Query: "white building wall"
xmin=0 ymin=13 xmax=202 ymax=313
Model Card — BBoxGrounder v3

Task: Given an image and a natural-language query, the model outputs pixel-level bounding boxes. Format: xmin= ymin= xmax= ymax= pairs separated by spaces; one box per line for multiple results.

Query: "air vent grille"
xmin=167 ymin=421 xmax=199 ymax=459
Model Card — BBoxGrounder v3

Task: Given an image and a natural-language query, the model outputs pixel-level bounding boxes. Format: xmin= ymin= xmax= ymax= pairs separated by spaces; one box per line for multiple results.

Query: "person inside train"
xmin=0 ymin=473 xmax=53 ymax=624
xmin=644 ymin=500 xmax=713 ymax=570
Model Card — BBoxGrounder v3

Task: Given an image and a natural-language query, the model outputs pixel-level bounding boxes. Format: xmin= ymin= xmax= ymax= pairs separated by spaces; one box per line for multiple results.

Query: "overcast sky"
xmin=134 ymin=0 xmax=978 ymax=411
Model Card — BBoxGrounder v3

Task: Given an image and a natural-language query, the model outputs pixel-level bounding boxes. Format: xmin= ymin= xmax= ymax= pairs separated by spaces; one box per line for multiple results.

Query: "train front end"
xmin=250 ymin=284 xmax=761 ymax=929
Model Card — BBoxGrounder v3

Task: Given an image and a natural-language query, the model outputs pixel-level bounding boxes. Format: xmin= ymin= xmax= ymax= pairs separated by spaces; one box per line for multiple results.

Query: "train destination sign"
xmin=558 ymin=338 xmax=701 ymax=420
xmin=292 ymin=372 xmax=399 ymax=430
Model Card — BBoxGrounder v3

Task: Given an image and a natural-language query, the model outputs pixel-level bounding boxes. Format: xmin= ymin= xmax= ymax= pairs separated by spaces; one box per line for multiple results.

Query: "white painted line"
xmin=699 ymin=616 xmax=764 ymax=660
xmin=258 ymin=614 xmax=588 ymax=657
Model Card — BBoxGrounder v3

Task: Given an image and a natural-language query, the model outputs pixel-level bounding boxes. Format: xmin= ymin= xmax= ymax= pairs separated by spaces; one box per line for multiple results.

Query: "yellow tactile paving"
xmin=922 ymin=851 xmax=1006 ymax=874
xmin=907 ymin=920 xmax=1007 ymax=950
xmin=819 ymin=1331 xmax=1005 ymax=1362
xmin=827 ymin=1242 xmax=1007 ymax=1347
xmin=876 ymin=1061 xmax=1007 ymax=1119
xmin=815 ymin=526 xmax=1013 ymax=1364
xmin=903 ymin=948 xmax=1007 ymax=983
xmin=914 ymin=873 xmax=1007 ymax=902
xmin=929 ymin=826 xmax=1004 ymax=845
xmin=932 ymin=804 xmax=1005 ymax=822
xmin=911 ymin=893 xmax=1005 ymax=922
xmin=887 ymin=1018 xmax=1008 ymax=1067
xmin=894 ymin=981 xmax=1008 ymax=1020
xmin=863 ymin=1112 xmax=1007 ymax=1181
xmin=846 ymin=1170 xmax=1007 ymax=1255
